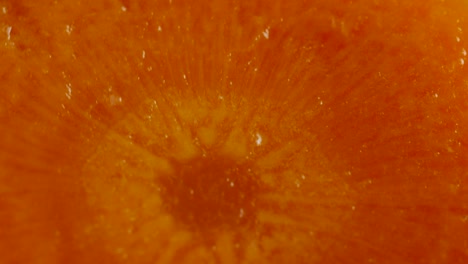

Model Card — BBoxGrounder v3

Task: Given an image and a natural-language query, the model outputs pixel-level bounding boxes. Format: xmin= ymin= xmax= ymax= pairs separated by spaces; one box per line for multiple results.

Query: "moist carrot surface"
xmin=1 ymin=0 xmax=468 ymax=263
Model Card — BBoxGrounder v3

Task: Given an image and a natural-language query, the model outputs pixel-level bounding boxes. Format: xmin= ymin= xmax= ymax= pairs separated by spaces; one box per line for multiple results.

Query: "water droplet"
xmin=462 ymin=215 xmax=468 ymax=222
xmin=295 ymin=179 xmax=301 ymax=188
xmin=331 ymin=17 xmax=337 ymax=28
xmin=262 ymin=28 xmax=270 ymax=39
xmin=65 ymin=25 xmax=72 ymax=35
xmin=340 ymin=21 xmax=348 ymax=36
xmin=255 ymin=133 xmax=262 ymax=146
xmin=6 ymin=26 xmax=12 ymax=40
xmin=65 ymin=83 xmax=72 ymax=99
xmin=109 ymin=94 xmax=123 ymax=106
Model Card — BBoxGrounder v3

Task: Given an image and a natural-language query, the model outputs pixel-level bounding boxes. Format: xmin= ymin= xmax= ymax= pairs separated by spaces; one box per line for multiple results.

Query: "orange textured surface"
xmin=1 ymin=0 xmax=468 ymax=263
